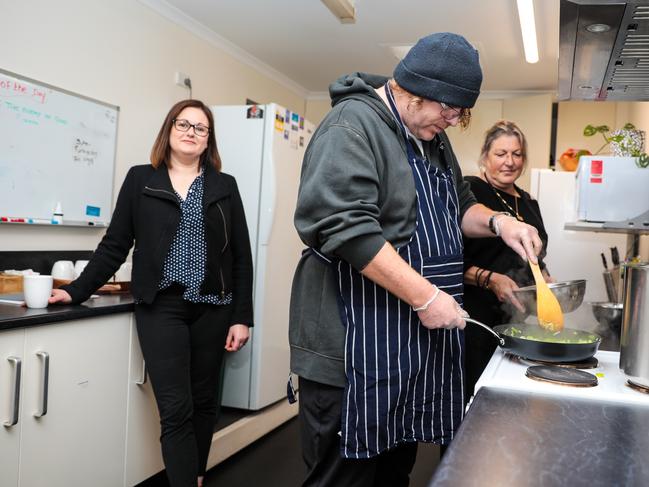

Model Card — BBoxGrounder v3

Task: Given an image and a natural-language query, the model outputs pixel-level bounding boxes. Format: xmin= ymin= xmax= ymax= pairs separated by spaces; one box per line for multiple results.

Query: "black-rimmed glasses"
xmin=439 ymin=102 xmax=463 ymax=122
xmin=172 ymin=119 xmax=210 ymax=137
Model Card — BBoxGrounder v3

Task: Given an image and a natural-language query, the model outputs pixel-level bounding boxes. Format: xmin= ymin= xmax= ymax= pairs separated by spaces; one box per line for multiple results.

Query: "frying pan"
xmin=465 ymin=318 xmax=601 ymax=362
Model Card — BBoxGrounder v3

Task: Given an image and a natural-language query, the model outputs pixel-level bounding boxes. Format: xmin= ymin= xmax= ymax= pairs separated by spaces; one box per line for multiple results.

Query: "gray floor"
xmin=139 ymin=417 xmax=441 ymax=487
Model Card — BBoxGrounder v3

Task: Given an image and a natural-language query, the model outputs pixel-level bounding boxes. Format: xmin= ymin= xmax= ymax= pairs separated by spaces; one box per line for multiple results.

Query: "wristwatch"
xmin=488 ymin=212 xmax=510 ymax=235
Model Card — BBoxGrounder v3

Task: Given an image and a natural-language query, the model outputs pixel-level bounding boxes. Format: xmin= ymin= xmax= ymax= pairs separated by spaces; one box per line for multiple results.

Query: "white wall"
xmin=503 ymin=94 xmax=553 ymax=191
xmin=447 ymin=98 xmax=504 ymax=178
xmin=555 ymin=101 xmax=626 ymax=161
xmin=305 ymin=97 xmax=331 ymax=126
xmin=0 ymin=0 xmax=307 ymax=251
xmin=447 ymin=94 xmax=552 ymax=192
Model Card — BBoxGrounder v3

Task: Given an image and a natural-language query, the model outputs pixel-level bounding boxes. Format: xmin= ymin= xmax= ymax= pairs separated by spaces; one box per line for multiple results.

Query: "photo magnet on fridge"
xmin=275 ymin=112 xmax=284 ymax=131
xmin=246 ymin=105 xmax=264 ymax=119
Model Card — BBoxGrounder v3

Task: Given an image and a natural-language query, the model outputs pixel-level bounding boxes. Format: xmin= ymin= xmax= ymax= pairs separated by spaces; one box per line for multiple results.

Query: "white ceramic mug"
xmin=74 ymin=260 xmax=89 ymax=278
xmin=23 ymin=275 xmax=53 ymax=309
xmin=51 ymin=260 xmax=75 ymax=280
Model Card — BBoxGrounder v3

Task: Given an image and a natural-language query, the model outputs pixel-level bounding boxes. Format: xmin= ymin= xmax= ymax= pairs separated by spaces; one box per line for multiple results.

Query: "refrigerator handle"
xmin=259 ymin=151 xmax=277 ymax=246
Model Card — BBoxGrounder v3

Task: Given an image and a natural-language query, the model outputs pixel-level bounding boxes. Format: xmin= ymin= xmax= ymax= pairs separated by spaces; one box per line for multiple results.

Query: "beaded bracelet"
xmin=475 ymin=267 xmax=486 ymax=287
xmin=483 ymin=270 xmax=494 ymax=289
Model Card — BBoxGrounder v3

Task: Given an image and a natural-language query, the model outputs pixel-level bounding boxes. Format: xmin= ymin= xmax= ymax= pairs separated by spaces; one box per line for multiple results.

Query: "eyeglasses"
xmin=172 ymin=119 xmax=210 ymax=137
xmin=439 ymin=102 xmax=464 ymax=122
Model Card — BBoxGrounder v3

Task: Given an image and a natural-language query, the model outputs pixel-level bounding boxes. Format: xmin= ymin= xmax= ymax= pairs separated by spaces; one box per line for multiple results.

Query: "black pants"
xmin=299 ymin=377 xmax=419 ymax=487
xmin=134 ymin=285 xmax=231 ymax=487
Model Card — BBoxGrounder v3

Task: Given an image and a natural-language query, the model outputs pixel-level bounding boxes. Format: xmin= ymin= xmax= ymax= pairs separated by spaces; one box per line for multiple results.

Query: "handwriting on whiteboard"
xmin=73 ymin=138 xmax=98 ymax=166
xmin=0 ymin=77 xmax=47 ymax=104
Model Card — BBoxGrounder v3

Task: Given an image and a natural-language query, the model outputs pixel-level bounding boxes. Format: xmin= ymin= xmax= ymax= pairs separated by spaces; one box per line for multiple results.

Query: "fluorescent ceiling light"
xmin=516 ymin=0 xmax=539 ymax=64
xmin=321 ymin=0 xmax=355 ymax=24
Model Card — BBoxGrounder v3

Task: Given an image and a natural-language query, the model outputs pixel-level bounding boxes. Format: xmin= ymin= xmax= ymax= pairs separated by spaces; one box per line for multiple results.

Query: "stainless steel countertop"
xmin=429 ymin=387 xmax=649 ymax=486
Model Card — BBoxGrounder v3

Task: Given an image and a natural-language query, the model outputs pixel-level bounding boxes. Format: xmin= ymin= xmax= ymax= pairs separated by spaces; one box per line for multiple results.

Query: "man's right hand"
xmin=49 ymin=289 xmax=72 ymax=304
xmin=417 ymin=290 xmax=467 ymax=330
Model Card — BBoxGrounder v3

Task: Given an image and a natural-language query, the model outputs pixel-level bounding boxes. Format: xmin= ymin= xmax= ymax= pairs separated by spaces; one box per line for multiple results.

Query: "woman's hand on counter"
xmin=49 ymin=289 xmax=72 ymax=305
xmin=489 ymin=273 xmax=525 ymax=312
xmin=224 ymin=324 xmax=249 ymax=352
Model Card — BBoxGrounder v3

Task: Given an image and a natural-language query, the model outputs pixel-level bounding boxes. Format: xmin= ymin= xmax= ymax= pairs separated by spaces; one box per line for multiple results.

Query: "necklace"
xmin=484 ymin=175 xmax=524 ymax=222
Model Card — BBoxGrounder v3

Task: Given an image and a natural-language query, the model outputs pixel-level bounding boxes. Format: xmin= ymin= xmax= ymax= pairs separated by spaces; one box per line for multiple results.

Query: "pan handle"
xmin=465 ymin=318 xmax=505 ymax=346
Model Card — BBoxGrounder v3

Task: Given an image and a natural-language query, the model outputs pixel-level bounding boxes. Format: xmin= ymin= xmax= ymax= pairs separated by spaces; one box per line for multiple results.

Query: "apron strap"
xmin=385 ymin=83 xmax=420 ymax=164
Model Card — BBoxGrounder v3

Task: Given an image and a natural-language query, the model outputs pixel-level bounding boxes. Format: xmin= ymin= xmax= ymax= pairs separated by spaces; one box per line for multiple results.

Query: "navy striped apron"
xmin=329 ymin=86 xmax=465 ymax=458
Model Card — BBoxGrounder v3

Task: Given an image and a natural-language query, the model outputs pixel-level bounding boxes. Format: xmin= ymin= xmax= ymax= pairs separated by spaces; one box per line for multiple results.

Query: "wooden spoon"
xmin=529 ymin=261 xmax=564 ymax=332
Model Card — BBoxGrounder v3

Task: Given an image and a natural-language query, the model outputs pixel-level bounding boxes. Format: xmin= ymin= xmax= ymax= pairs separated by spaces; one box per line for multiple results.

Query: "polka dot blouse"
xmin=158 ymin=172 xmax=233 ymax=305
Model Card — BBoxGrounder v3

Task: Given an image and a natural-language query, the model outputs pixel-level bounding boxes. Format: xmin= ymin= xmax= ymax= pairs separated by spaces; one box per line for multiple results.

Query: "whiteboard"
xmin=0 ymin=69 xmax=118 ymax=227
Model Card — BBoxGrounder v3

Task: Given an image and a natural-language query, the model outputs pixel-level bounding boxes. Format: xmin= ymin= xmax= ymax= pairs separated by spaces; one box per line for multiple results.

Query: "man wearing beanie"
xmin=290 ymin=32 xmax=542 ymax=486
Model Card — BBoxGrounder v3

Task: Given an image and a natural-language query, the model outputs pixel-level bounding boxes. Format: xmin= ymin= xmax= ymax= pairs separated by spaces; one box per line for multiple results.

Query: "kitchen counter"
xmin=0 ymin=294 xmax=134 ymax=331
xmin=429 ymin=387 xmax=649 ymax=486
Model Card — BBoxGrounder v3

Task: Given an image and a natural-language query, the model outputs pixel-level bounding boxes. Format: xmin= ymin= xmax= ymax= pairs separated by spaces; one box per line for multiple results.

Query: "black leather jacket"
xmin=62 ymin=163 xmax=254 ymax=326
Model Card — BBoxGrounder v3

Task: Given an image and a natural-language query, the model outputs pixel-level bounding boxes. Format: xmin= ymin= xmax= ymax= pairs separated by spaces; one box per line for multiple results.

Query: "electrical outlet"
xmin=175 ymin=71 xmax=189 ymax=87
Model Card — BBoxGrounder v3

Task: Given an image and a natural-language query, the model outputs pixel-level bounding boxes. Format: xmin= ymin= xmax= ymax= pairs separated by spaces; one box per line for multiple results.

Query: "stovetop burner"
xmin=477 ymin=350 xmax=649 ymax=406
xmin=512 ymin=354 xmax=599 ymax=370
xmin=627 ymin=380 xmax=649 ymax=394
xmin=525 ymin=365 xmax=599 ymax=387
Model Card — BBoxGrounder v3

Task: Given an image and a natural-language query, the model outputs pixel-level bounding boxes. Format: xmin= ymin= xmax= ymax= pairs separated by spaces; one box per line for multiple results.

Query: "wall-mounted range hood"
xmin=560 ymin=0 xmax=649 ymax=100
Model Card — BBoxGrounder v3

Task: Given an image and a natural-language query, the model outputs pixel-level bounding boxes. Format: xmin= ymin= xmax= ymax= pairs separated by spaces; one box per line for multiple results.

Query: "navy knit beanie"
xmin=393 ymin=32 xmax=482 ymax=108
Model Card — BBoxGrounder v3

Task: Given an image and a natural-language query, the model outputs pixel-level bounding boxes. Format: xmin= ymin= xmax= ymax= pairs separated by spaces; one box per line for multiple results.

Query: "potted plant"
xmin=583 ymin=123 xmax=649 ymax=168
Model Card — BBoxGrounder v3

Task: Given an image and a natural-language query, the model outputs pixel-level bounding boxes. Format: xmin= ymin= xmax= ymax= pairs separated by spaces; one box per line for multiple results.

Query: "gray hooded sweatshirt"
xmin=289 ymin=72 xmax=476 ymax=387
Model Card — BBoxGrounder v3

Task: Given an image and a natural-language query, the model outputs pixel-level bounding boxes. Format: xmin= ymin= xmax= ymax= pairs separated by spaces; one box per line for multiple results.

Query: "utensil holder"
xmin=620 ymin=262 xmax=649 ymax=388
xmin=603 ymin=270 xmax=618 ymax=303
xmin=612 ymin=265 xmax=623 ymax=303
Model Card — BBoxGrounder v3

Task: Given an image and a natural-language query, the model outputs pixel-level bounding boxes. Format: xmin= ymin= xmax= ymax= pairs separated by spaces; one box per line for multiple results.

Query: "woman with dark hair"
xmin=50 ymin=99 xmax=254 ymax=487
xmin=463 ymin=120 xmax=552 ymax=399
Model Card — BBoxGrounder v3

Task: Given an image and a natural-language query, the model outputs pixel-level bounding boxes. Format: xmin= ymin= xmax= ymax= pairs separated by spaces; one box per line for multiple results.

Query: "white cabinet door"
xmin=19 ymin=315 xmax=130 ymax=487
xmin=124 ymin=314 xmax=163 ymax=486
xmin=0 ymin=328 xmax=25 ymax=487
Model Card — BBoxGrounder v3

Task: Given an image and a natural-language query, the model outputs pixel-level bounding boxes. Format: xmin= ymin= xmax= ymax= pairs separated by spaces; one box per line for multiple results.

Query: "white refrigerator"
xmin=530 ymin=169 xmax=627 ymax=326
xmin=212 ymin=103 xmax=314 ymax=410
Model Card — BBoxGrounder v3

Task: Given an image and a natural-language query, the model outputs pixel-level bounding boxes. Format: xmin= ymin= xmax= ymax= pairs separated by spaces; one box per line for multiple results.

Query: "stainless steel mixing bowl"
xmin=589 ymin=301 xmax=623 ymax=333
xmin=509 ymin=279 xmax=587 ymax=318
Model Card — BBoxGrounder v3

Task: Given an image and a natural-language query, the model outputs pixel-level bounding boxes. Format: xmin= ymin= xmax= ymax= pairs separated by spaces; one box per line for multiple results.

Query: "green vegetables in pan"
xmin=504 ymin=326 xmax=599 ymax=344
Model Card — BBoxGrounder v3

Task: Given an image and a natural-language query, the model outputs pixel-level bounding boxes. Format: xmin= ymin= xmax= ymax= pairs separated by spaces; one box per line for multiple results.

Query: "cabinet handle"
xmin=3 ymin=356 xmax=21 ymax=427
xmin=135 ymin=359 xmax=147 ymax=385
xmin=34 ymin=351 xmax=49 ymax=418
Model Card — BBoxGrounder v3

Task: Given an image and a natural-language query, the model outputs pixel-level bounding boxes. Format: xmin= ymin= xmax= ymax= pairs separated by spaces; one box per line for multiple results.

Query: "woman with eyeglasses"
xmin=49 ymin=99 xmax=253 ymax=487
xmin=462 ymin=120 xmax=553 ymax=400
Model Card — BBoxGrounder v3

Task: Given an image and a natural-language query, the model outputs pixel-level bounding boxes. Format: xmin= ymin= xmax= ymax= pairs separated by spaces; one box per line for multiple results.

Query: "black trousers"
xmin=134 ymin=285 xmax=231 ymax=487
xmin=298 ymin=377 xmax=419 ymax=487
